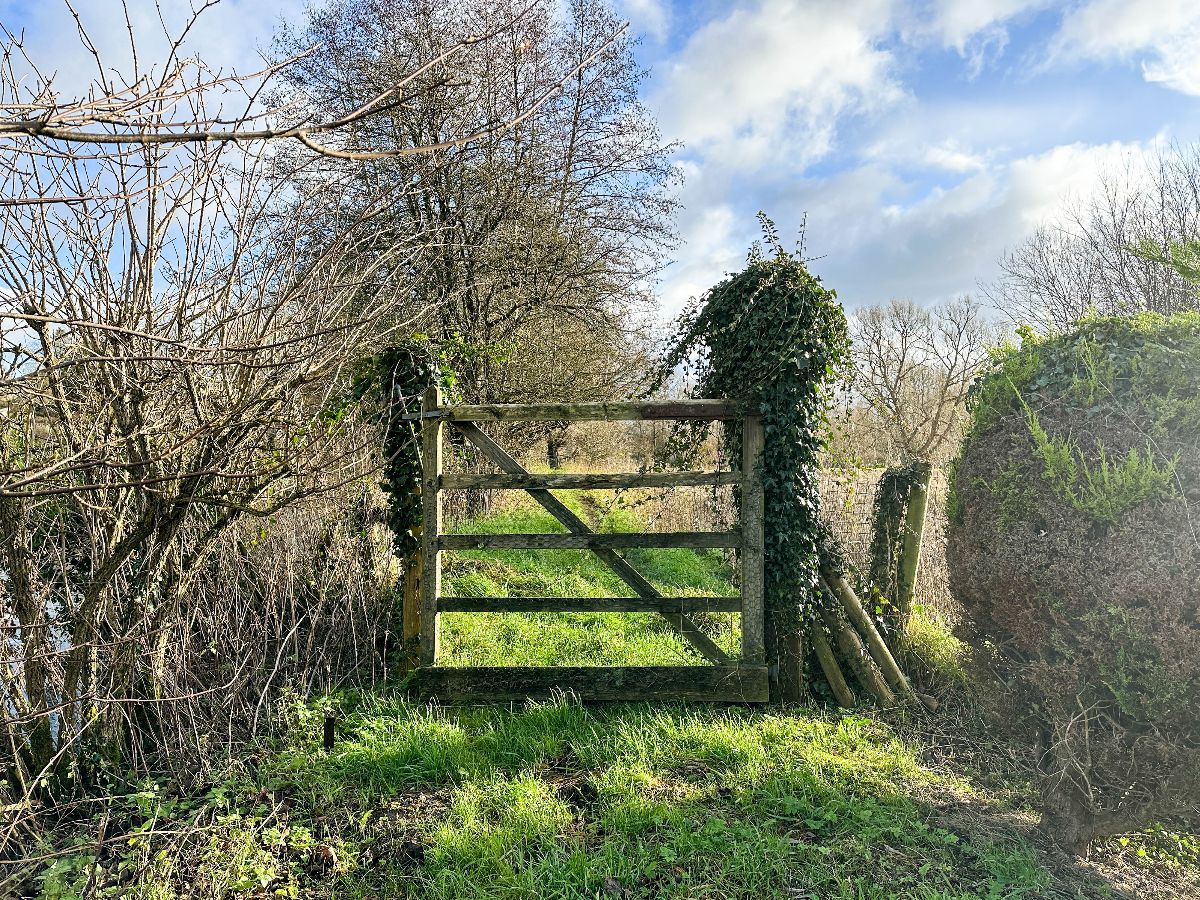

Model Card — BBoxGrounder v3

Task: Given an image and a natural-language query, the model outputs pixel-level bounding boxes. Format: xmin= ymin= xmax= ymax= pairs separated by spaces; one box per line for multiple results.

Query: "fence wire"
xmin=819 ymin=467 xmax=956 ymax=622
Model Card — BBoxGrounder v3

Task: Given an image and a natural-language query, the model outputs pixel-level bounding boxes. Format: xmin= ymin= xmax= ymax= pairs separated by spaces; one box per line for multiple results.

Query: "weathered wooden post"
xmin=419 ymin=385 xmax=443 ymax=666
xmin=895 ymin=459 xmax=932 ymax=632
xmin=400 ymin=540 xmax=422 ymax=671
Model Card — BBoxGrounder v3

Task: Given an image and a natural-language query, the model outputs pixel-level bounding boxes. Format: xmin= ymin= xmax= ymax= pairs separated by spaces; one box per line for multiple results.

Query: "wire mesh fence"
xmin=819 ymin=466 xmax=956 ymax=622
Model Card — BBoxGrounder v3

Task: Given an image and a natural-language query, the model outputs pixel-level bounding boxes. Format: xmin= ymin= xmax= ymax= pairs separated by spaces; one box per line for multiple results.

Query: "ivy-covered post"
xmin=740 ymin=411 xmax=766 ymax=669
xmin=419 ymin=385 xmax=443 ymax=666
xmin=359 ymin=342 xmax=437 ymax=671
xmin=894 ymin=459 xmax=932 ymax=632
xmin=660 ymin=214 xmax=850 ymax=704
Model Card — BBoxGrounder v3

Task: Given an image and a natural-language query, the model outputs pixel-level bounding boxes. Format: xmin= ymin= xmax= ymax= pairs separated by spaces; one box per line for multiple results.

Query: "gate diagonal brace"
xmin=450 ymin=421 xmax=731 ymax=665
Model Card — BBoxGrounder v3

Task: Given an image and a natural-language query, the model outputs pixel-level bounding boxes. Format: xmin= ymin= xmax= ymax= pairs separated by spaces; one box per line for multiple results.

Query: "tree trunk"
xmin=547 ymin=430 xmax=567 ymax=470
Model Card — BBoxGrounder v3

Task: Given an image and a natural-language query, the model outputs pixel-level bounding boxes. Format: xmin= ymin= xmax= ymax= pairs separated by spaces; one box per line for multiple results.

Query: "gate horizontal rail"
xmin=415 ymin=666 xmax=769 ymax=703
xmin=438 ymin=531 xmax=742 ymax=551
xmin=440 ymin=471 xmax=741 ymax=490
xmin=436 ymin=399 xmax=739 ymax=422
xmin=437 ymin=596 xmax=742 ymax=613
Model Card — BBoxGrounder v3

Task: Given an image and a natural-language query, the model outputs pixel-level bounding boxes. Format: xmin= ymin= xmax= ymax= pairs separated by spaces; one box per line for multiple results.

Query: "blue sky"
xmin=610 ymin=0 xmax=1200 ymax=315
xmin=5 ymin=0 xmax=1199 ymax=316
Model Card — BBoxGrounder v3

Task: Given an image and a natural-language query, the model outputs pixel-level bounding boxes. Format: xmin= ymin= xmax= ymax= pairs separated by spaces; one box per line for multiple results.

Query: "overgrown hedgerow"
xmin=947 ymin=312 xmax=1200 ymax=850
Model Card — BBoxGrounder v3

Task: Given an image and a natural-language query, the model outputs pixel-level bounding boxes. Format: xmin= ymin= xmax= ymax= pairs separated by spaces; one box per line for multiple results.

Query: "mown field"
xmin=22 ymin=494 xmax=1200 ymax=900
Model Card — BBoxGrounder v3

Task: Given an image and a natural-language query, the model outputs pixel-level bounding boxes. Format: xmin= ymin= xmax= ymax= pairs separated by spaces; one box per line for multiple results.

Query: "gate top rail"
xmin=429 ymin=400 xmax=739 ymax=422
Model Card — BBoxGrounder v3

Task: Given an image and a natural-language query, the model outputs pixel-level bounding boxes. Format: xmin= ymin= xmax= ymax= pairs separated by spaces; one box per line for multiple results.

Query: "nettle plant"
xmin=664 ymin=216 xmax=850 ymax=672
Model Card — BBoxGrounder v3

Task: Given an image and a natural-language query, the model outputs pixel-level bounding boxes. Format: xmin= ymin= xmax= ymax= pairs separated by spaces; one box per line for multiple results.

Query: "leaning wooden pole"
xmin=817 ymin=602 xmax=895 ymax=706
xmin=821 ymin=569 xmax=915 ymax=699
xmin=811 ymin=626 xmax=855 ymax=707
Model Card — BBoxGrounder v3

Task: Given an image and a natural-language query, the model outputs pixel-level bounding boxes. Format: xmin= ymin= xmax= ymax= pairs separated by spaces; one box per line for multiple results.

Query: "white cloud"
xmin=923 ymin=142 xmax=988 ymax=173
xmin=1050 ymin=0 xmax=1200 ymax=96
xmin=905 ymin=0 xmax=1051 ymax=76
xmin=801 ymin=139 xmax=1154 ymax=309
xmin=922 ymin=0 xmax=1046 ymax=52
xmin=651 ymin=0 xmax=902 ymax=170
xmin=614 ymin=0 xmax=670 ymax=42
xmin=657 ymin=203 xmax=742 ymax=315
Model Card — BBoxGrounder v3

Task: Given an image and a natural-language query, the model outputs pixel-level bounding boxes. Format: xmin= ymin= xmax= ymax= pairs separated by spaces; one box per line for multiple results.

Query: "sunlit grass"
xmin=440 ymin=494 xmax=741 ymax=665
xmin=125 ymin=695 xmax=1061 ymax=900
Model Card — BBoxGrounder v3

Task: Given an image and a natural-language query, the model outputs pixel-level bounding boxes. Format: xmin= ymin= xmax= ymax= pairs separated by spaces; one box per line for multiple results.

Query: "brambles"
xmin=948 ymin=312 xmax=1200 ymax=849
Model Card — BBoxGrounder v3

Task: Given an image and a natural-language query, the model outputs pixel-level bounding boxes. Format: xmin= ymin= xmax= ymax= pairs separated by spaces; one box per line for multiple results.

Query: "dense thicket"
xmin=0 ymin=0 xmax=671 ymax=837
xmin=947 ymin=313 xmax=1200 ymax=848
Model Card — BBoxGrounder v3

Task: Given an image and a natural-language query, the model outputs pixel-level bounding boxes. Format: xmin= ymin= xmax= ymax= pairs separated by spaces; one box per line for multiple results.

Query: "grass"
xmin=440 ymin=492 xmax=740 ymax=665
xmin=34 ymin=696 xmax=1072 ymax=900
xmin=20 ymin=493 xmax=1200 ymax=900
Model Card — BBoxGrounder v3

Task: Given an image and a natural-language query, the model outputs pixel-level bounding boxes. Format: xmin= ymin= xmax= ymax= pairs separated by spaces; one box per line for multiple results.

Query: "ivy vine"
xmin=351 ymin=341 xmax=436 ymax=558
xmin=663 ymin=215 xmax=850 ymax=664
xmin=867 ymin=463 xmax=921 ymax=607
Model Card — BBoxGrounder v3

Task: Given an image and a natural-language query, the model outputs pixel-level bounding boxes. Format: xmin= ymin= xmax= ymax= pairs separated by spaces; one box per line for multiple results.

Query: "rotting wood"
xmin=413 ymin=665 xmax=769 ymax=703
xmin=811 ymin=627 xmax=856 ymax=707
xmin=440 ymin=400 xmax=739 ymax=422
xmin=440 ymin=471 xmax=741 ymax=490
xmin=400 ymin=542 xmax=422 ymax=672
xmin=437 ymin=596 xmax=742 ymax=613
xmin=820 ymin=569 xmax=915 ymax=699
xmin=418 ymin=386 xmax=443 ymax=666
xmin=450 ymin=421 xmax=731 ymax=664
xmin=438 ymin=531 xmax=741 ymax=551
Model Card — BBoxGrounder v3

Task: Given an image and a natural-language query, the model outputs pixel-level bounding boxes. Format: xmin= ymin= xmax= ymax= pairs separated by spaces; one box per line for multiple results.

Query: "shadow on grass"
xmin=261 ymin=695 xmax=1130 ymax=900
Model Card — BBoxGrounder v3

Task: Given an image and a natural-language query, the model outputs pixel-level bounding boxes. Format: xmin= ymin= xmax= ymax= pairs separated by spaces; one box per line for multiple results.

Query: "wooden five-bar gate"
xmin=409 ymin=388 xmax=768 ymax=703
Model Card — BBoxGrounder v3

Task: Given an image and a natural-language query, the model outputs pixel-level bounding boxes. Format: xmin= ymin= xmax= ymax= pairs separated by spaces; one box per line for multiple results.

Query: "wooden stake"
xmin=821 ymin=569 xmax=915 ymax=699
xmin=811 ymin=626 xmax=855 ymax=707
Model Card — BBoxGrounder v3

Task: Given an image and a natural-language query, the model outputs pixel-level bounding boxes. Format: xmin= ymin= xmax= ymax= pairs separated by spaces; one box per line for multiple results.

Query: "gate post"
xmin=419 ymin=385 xmax=443 ymax=666
xmin=400 ymin=541 xmax=422 ymax=672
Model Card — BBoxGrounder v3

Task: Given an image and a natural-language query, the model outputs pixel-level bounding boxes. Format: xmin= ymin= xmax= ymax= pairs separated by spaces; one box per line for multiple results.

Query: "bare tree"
xmin=0 ymin=1 xmax=620 ymax=168
xmin=987 ymin=144 xmax=1200 ymax=334
xmin=0 ymin=0 xmax=630 ymax=849
xmin=274 ymin=0 xmax=678 ymax=414
xmin=845 ymin=296 xmax=997 ymax=467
